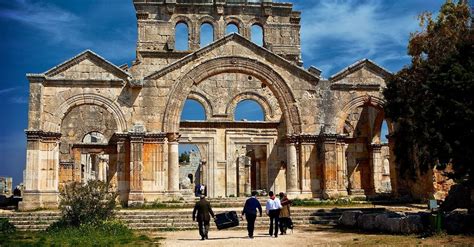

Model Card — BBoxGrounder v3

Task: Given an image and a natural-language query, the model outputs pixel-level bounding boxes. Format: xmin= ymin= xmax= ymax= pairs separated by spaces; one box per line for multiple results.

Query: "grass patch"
xmin=0 ymin=221 xmax=158 ymax=246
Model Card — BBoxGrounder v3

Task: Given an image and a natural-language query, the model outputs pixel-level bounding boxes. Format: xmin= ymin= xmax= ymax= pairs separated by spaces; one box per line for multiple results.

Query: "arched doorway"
xmin=338 ymin=97 xmax=395 ymax=197
xmin=160 ymin=57 xmax=302 ymax=198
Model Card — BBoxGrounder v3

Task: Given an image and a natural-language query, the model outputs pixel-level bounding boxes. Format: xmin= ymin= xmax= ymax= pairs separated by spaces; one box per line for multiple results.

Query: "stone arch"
xmin=198 ymin=15 xmax=218 ymax=43
xmin=162 ymin=56 xmax=302 ymax=134
xmin=172 ymin=15 xmax=194 ymax=50
xmin=186 ymin=91 xmax=213 ymax=120
xmin=248 ymin=17 xmax=266 ymax=45
xmin=371 ymin=111 xmax=394 ymax=144
xmin=336 ymin=94 xmax=386 ymax=134
xmin=224 ymin=16 xmax=246 ymax=37
xmin=47 ymin=93 xmax=127 ymax=133
xmin=226 ymin=91 xmax=274 ymax=121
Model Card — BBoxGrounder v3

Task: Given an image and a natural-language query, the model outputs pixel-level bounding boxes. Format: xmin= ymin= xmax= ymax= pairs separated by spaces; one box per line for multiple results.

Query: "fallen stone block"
xmin=338 ymin=210 xmax=363 ymax=227
xmin=399 ymin=215 xmax=424 ymax=234
xmin=357 ymin=213 xmax=378 ymax=231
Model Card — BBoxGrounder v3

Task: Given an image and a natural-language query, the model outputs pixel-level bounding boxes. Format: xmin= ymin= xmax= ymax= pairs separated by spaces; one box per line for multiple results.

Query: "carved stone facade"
xmin=21 ymin=0 xmax=405 ymax=210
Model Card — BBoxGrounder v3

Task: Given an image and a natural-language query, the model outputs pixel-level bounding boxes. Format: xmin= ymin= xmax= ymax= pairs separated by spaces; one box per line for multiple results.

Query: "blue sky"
xmin=0 ymin=0 xmax=445 ymax=186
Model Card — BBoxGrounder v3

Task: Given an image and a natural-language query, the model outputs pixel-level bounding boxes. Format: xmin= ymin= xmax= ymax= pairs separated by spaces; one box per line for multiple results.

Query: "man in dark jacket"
xmin=242 ymin=191 xmax=262 ymax=238
xmin=192 ymin=195 xmax=215 ymax=240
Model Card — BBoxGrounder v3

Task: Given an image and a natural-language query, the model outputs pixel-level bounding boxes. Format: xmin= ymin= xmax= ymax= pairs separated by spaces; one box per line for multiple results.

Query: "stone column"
xmin=370 ymin=144 xmax=383 ymax=194
xmin=200 ymin=160 xmax=207 ymax=186
xmin=20 ymin=131 xmax=61 ymax=211
xmin=72 ymin=148 xmax=82 ymax=182
xmin=115 ymin=134 xmax=129 ymax=204
xmin=129 ymin=132 xmax=144 ymax=205
xmin=167 ymin=133 xmax=180 ymax=195
xmin=336 ymin=141 xmax=349 ymax=196
xmin=387 ymin=136 xmax=400 ymax=196
xmin=286 ymin=136 xmax=299 ymax=196
xmin=320 ymin=135 xmax=339 ymax=199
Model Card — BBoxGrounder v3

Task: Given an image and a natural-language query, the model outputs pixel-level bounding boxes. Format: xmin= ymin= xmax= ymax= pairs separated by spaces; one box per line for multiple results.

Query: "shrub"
xmin=59 ymin=180 xmax=117 ymax=227
xmin=0 ymin=218 xmax=16 ymax=234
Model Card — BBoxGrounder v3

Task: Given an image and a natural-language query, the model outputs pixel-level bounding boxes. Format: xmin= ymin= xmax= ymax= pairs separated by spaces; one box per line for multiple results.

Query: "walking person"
xmin=265 ymin=191 xmax=282 ymax=238
xmin=279 ymin=192 xmax=293 ymax=235
xmin=242 ymin=191 xmax=263 ymax=238
xmin=192 ymin=195 xmax=215 ymax=240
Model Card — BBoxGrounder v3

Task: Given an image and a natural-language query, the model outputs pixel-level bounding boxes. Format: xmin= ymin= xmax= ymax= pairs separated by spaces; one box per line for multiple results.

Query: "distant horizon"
xmin=0 ymin=0 xmax=445 ymax=187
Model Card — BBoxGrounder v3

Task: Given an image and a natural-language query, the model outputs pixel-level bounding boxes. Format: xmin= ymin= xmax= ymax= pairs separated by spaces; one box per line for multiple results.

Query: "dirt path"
xmin=156 ymin=227 xmax=354 ymax=247
xmin=152 ymin=226 xmax=474 ymax=247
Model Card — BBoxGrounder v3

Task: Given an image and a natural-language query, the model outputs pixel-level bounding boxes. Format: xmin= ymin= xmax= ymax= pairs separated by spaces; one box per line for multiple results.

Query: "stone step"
xmin=2 ymin=207 xmax=388 ymax=231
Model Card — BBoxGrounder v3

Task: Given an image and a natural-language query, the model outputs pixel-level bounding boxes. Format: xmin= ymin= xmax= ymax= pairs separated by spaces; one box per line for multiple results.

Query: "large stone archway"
xmin=46 ymin=93 xmax=128 ymax=133
xmin=162 ymin=56 xmax=302 ymax=135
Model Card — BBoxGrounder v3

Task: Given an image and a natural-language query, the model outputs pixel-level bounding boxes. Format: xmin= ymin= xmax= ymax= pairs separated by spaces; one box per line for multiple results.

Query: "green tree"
xmin=58 ymin=180 xmax=117 ymax=227
xmin=179 ymin=151 xmax=190 ymax=163
xmin=384 ymin=1 xmax=473 ymax=186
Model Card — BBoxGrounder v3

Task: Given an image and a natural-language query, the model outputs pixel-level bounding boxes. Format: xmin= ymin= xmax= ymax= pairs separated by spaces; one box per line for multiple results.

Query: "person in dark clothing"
xmin=242 ymin=191 xmax=263 ymax=238
xmin=192 ymin=195 xmax=215 ymax=240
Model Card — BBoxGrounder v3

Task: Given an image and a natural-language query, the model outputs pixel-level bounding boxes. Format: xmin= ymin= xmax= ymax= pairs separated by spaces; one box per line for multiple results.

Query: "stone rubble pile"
xmin=339 ymin=209 xmax=474 ymax=234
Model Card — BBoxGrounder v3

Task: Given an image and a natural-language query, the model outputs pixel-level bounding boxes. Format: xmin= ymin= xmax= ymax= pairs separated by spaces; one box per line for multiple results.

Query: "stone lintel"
xmin=111 ymin=132 xmax=168 ymax=143
xmin=42 ymin=79 xmax=126 ymax=88
xmin=330 ymin=83 xmax=381 ymax=91
xmin=25 ymin=130 xmax=61 ymax=141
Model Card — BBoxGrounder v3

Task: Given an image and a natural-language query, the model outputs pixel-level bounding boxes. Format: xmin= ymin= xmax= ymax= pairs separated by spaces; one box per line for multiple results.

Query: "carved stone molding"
xmin=25 ymin=130 xmax=61 ymax=142
xmin=167 ymin=132 xmax=181 ymax=143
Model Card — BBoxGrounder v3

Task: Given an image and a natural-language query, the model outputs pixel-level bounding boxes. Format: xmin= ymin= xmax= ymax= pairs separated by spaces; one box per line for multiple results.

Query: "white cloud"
xmin=0 ymin=0 xmax=134 ymax=62
xmin=300 ymin=0 xmax=422 ymax=76
xmin=0 ymin=87 xmax=18 ymax=95
xmin=9 ymin=96 xmax=28 ymax=104
xmin=0 ymin=0 xmax=89 ymax=46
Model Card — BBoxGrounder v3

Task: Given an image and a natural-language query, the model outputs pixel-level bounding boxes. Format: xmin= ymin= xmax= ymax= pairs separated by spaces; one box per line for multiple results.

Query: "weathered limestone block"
xmin=399 ymin=214 xmax=424 ymax=234
xmin=374 ymin=212 xmax=405 ymax=233
xmin=444 ymin=209 xmax=474 ymax=234
xmin=357 ymin=213 xmax=378 ymax=231
xmin=339 ymin=210 xmax=363 ymax=227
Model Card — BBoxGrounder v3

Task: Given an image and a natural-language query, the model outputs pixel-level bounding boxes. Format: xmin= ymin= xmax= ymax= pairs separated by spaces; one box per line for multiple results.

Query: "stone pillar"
xmin=116 ymin=134 xmax=129 ymax=204
xmin=370 ymin=144 xmax=383 ymax=194
xmin=286 ymin=136 xmax=299 ymax=196
xmin=20 ymin=131 xmax=61 ymax=211
xmin=200 ymin=160 xmax=207 ymax=186
xmin=336 ymin=141 xmax=349 ymax=196
xmin=167 ymin=133 xmax=180 ymax=196
xmin=387 ymin=136 xmax=399 ymax=196
xmin=129 ymin=132 xmax=144 ymax=205
xmin=320 ymin=135 xmax=339 ymax=199
xmin=72 ymin=148 xmax=82 ymax=182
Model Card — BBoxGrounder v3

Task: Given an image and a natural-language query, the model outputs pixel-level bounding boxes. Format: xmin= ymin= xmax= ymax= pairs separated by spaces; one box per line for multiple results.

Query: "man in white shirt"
xmin=265 ymin=191 xmax=282 ymax=237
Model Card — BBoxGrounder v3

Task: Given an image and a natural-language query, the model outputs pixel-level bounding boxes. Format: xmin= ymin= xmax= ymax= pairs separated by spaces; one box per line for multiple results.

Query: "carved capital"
xmin=114 ymin=133 xmax=129 ymax=143
xmin=167 ymin=132 xmax=181 ymax=143
xmin=370 ymin=143 xmax=383 ymax=151
xmin=130 ymin=132 xmax=145 ymax=143
xmin=298 ymin=134 xmax=319 ymax=143
xmin=285 ymin=134 xmax=299 ymax=144
xmin=144 ymin=133 xmax=167 ymax=143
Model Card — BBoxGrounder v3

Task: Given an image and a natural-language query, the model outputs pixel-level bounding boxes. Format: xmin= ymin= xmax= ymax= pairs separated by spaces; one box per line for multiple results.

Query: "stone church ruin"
xmin=21 ymin=0 xmax=404 ymax=210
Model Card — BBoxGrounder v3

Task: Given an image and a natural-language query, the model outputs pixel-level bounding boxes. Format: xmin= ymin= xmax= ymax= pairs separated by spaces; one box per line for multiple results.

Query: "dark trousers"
xmin=279 ymin=217 xmax=290 ymax=234
xmin=268 ymin=209 xmax=280 ymax=237
xmin=245 ymin=213 xmax=257 ymax=237
xmin=198 ymin=220 xmax=210 ymax=238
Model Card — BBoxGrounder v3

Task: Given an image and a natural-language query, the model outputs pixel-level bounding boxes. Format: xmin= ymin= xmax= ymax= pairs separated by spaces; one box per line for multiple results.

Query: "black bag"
xmin=214 ymin=211 xmax=239 ymax=230
xmin=287 ymin=217 xmax=294 ymax=229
